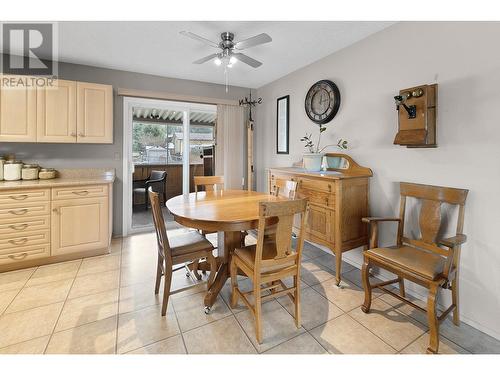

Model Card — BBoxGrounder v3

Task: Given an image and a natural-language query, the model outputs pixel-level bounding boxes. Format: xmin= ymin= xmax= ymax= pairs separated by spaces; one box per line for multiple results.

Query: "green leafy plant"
xmin=300 ymin=125 xmax=348 ymax=153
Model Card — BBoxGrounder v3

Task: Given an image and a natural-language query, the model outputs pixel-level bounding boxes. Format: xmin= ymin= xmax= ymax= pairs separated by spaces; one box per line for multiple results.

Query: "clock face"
xmin=305 ymin=80 xmax=341 ymax=124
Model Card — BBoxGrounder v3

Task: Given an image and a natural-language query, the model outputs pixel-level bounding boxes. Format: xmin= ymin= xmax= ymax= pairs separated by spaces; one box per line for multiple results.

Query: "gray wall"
xmin=0 ymin=57 xmax=252 ymax=235
xmin=255 ymin=22 xmax=500 ymax=339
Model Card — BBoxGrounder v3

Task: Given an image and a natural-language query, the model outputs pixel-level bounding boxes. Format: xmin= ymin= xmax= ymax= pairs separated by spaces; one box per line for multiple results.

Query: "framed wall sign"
xmin=276 ymin=95 xmax=290 ymax=154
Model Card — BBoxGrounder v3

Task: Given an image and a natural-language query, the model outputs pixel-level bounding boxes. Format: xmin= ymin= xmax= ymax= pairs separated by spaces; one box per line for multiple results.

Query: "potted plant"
xmin=300 ymin=125 xmax=348 ymax=171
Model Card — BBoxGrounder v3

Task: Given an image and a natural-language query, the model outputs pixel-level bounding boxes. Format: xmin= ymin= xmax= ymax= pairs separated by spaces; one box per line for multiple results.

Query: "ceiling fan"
xmin=180 ymin=31 xmax=272 ymax=68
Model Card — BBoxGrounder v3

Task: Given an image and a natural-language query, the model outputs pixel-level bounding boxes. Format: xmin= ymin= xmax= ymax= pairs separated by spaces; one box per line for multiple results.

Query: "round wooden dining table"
xmin=166 ymin=189 xmax=286 ymax=310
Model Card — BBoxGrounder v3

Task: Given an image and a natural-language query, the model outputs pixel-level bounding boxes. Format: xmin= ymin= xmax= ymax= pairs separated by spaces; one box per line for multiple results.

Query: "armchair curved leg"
xmin=451 ymin=278 xmax=460 ymax=326
xmin=361 ymin=259 xmax=372 ymax=313
xmin=426 ymin=283 xmax=440 ymax=354
xmin=398 ymin=277 xmax=406 ymax=298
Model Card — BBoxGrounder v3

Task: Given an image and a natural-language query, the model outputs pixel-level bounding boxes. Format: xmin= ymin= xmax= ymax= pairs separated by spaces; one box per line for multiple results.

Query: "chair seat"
xmin=365 ymin=245 xmax=446 ymax=280
xmin=234 ymin=242 xmax=295 ymax=273
xmin=169 ymin=230 xmax=214 ymax=257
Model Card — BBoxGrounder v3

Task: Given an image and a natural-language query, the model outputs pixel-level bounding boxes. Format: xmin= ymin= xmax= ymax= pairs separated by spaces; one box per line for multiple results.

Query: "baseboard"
xmin=307 ymin=241 xmax=500 ymax=341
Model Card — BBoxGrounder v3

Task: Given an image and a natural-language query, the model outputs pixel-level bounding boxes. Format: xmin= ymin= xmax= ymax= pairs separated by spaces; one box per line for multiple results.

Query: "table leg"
xmin=204 ymin=231 xmax=241 ymax=308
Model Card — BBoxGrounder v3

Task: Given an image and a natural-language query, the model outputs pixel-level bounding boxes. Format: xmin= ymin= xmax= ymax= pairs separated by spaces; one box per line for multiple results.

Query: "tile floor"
xmin=0 ymin=231 xmax=499 ymax=355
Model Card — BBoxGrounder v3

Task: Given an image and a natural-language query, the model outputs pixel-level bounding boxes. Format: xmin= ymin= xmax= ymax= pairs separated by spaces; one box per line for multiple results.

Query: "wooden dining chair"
xmin=272 ymin=180 xmax=298 ymax=199
xmin=230 ymin=199 xmax=309 ymax=343
xmin=361 ymin=182 xmax=468 ymax=354
xmin=149 ymin=188 xmax=217 ymax=316
xmin=194 ymin=175 xmax=224 ymax=192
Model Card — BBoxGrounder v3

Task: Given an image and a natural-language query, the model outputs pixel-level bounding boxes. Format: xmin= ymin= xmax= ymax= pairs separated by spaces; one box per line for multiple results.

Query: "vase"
xmin=303 ymin=153 xmax=324 ymax=172
xmin=326 ymin=156 xmax=342 ymax=169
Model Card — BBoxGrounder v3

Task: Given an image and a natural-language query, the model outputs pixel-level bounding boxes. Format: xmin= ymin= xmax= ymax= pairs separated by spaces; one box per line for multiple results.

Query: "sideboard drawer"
xmin=0 ymin=216 xmax=50 ymax=236
xmin=0 ymin=202 xmax=50 ymax=221
xmin=0 ymin=189 xmax=50 ymax=205
xmin=0 ymin=230 xmax=50 ymax=251
xmin=298 ymin=188 xmax=335 ymax=208
xmin=0 ymin=244 xmax=50 ymax=265
xmin=298 ymin=178 xmax=334 ymax=193
xmin=52 ymin=184 xmax=108 ymax=200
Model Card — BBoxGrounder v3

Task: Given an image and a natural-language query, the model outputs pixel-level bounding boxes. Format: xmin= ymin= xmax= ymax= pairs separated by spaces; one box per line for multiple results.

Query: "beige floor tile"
xmin=439 ymin=318 xmax=500 ymax=354
xmin=117 ymin=304 xmax=180 ymax=354
xmin=120 ymin=263 xmax=157 ymax=287
xmin=0 ymin=289 xmax=19 ymax=315
xmin=183 ymin=315 xmax=256 ymax=354
xmin=119 ymin=279 xmax=163 ymax=314
xmin=55 ymin=289 xmax=119 ymax=332
xmin=77 ymin=254 xmax=121 ymax=277
xmin=235 ymin=299 xmax=305 ymax=353
xmin=263 ymin=332 xmax=327 ymax=354
xmin=378 ymin=292 xmax=429 ymax=326
xmin=68 ymin=269 xmax=120 ymax=299
xmin=26 ymin=260 xmax=81 ymax=287
xmin=349 ymin=298 xmax=427 ymax=351
xmin=109 ymin=238 xmax=123 ymax=254
xmin=0 ymin=302 xmax=63 ymax=349
xmin=125 ymin=334 xmax=186 ymax=354
xmin=312 ymin=278 xmax=367 ymax=312
xmin=313 ymin=254 xmax=356 ymax=275
xmin=173 ymin=290 xmax=231 ymax=332
xmin=0 ymin=335 xmax=50 ymax=354
xmin=300 ymin=260 xmax=335 ymax=286
xmin=342 ymin=268 xmax=387 ymax=297
xmin=46 ymin=315 xmax=117 ymax=354
xmin=310 ymin=314 xmax=395 ymax=354
xmin=302 ymin=242 xmax=328 ymax=260
xmin=6 ymin=278 xmax=73 ymax=314
xmin=278 ymin=287 xmax=343 ymax=330
xmin=400 ymin=333 xmax=469 ymax=354
xmin=0 ymin=268 xmax=35 ymax=292
xmin=168 ymin=269 xmax=210 ymax=300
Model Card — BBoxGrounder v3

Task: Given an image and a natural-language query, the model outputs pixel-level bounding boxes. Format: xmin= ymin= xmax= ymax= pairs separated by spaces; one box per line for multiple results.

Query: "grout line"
xmin=43 ymin=258 xmax=84 ymax=354
xmin=170 ymin=290 xmax=189 ymax=354
xmin=0 ymin=267 xmax=37 ymax=317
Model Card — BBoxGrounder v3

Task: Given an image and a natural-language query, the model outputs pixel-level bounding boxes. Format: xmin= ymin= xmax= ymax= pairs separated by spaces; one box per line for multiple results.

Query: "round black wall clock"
xmin=304 ymin=80 xmax=341 ymax=124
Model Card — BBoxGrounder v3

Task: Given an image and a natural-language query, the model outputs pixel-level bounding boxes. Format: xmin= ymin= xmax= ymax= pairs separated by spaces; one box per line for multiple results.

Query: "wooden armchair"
xmin=134 ymin=170 xmax=167 ymax=210
xmin=272 ymin=180 xmax=298 ymax=199
xmin=230 ymin=199 xmax=309 ymax=343
xmin=361 ymin=182 xmax=468 ymax=354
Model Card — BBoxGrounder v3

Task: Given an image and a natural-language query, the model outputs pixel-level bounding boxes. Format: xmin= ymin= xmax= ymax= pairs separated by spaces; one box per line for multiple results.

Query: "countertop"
xmin=0 ymin=168 xmax=115 ymax=191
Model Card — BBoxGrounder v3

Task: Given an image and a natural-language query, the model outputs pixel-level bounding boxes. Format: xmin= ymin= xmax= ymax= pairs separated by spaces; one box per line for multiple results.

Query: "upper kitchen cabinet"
xmin=77 ymin=82 xmax=113 ymax=144
xmin=0 ymin=77 xmax=113 ymax=143
xmin=0 ymin=75 xmax=37 ymax=142
xmin=37 ymin=79 xmax=77 ymax=143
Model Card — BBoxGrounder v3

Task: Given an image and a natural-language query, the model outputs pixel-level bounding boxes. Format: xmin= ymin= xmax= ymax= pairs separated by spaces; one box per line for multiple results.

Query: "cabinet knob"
xmin=70 ymin=133 xmax=77 ymax=137
xmin=52 ymin=208 xmax=59 ymax=214
xmin=78 ymin=132 xmax=86 ymax=137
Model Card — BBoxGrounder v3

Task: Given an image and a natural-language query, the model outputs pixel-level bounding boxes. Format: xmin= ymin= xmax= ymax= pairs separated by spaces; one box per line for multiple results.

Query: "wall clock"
xmin=305 ymin=80 xmax=341 ymax=124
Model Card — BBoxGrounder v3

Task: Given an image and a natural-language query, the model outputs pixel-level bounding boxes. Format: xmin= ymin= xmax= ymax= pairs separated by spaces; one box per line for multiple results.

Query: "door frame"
xmin=122 ymin=96 xmax=216 ymax=236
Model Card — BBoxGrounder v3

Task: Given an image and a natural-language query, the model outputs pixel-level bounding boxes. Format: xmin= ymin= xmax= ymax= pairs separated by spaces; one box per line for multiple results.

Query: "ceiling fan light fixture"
xmin=214 ymin=57 xmax=222 ymax=66
xmin=229 ymin=56 xmax=237 ymax=65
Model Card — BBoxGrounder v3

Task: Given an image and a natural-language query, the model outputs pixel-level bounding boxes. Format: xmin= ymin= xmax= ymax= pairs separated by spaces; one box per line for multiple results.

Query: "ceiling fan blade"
xmin=233 ymin=53 xmax=262 ymax=68
xmin=193 ymin=53 xmax=219 ymax=64
xmin=180 ymin=31 xmax=219 ymax=48
xmin=235 ymin=33 xmax=272 ymax=50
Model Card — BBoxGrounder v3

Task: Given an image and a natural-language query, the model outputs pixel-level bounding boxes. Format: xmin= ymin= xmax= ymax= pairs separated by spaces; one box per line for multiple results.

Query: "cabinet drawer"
xmin=0 ymin=202 xmax=50 ymax=221
xmin=52 ymin=184 xmax=108 ymax=200
xmin=0 ymin=244 xmax=50 ymax=265
xmin=0 ymin=230 xmax=50 ymax=252
xmin=297 ymin=188 xmax=334 ymax=208
xmin=298 ymin=178 xmax=334 ymax=193
xmin=0 ymin=189 xmax=50 ymax=205
xmin=0 ymin=216 xmax=50 ymax=236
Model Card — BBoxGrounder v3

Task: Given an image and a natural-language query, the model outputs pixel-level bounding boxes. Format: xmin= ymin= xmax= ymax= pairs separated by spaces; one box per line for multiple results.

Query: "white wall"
xmin=255 ymin=22 xmax=500 ymax=339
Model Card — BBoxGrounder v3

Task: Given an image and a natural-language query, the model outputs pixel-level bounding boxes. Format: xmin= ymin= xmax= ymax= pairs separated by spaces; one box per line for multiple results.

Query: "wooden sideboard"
xmin=268 ymin=154 xmax=372 ymax=285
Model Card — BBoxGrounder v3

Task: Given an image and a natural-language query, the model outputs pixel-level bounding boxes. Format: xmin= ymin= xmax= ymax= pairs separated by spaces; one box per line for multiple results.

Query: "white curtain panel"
xmin=216 ymin=104 xmax=245 ymax=189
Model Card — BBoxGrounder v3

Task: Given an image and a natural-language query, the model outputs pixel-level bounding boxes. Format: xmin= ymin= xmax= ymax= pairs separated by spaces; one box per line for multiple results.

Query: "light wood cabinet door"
xmin=76 ymin=82 xmax=113 ymax=143
xmin=37 ymin=80 xmax=77 ymax=143
xmin=51 ymin=197 xmax=109 ymax=255
xmin=0 ymin=75 xmax=37 ymax=142
xmin=305 ymin=204 xmax=332 ymax=243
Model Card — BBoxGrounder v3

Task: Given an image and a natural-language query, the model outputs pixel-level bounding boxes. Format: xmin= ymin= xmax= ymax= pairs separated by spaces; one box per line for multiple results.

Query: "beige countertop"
xmin=0 ymin=168 xmax=115 ymax=191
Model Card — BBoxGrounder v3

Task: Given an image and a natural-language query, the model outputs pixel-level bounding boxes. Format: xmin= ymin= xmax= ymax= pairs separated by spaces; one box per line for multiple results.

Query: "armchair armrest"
xmin=362 ymin=217 xmax=400 ymax=224
xmin=146 ymin=178 xmax=165 ymax=184
xmin=439 ymin=234 xmax=467 ymax=248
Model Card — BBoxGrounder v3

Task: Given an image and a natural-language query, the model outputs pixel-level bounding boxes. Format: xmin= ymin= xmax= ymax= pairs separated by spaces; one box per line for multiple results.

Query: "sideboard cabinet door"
xmin=306 ymin=204 xmax=332 ymax=243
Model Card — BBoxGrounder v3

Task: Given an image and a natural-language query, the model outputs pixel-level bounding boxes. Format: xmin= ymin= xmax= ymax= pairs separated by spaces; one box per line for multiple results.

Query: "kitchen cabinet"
xmin=0 ymin=74 xmax=37 ymax=142
xmin=77 ymin=82 xmax=113 ymax=143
